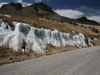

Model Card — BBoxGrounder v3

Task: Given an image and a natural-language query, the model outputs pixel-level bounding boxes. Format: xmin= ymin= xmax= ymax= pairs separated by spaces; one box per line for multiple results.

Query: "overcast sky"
xmin=0 ymin=0 xmax=100 ymax=23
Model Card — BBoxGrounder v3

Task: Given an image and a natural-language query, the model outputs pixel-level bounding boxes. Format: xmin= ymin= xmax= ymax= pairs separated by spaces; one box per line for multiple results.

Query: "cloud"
xmin=55 ymin=6 xmax=100 ymax=23
xmin=76 ymin=6 xmax=100 ymax=23
xmin=34 ymin=0 xmax=42 ymax=3
xmin=87 ymin=16 xmax=100 ymax=23
xmin=77 ymin=6 xmax=100 ymax=16
xmin=0 ymin=0 xmax=32 ymax=8
xmin=33 ymin=0 xmax=49 ymax=3
xmin=0 ymin=2 xmax=8 ymax=8
xmin=54 ymin=9 xmax=84 ymax=19
xmin=22 ymin=2 xmax=32 ymax=7
xmin=16 ymin=0 xmax=32 ymax=7
xmin=16 ymin=0 xmax=22 ymax=3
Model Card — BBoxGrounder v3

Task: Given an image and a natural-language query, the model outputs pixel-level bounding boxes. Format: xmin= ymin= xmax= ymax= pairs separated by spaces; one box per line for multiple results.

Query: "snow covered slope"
xmin=0 ymin=19 xmax=87 ymax=54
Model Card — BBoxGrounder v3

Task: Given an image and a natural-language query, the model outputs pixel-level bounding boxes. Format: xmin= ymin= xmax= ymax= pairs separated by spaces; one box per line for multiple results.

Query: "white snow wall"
xmin=0 ymin=19 xmax=87 ymax=54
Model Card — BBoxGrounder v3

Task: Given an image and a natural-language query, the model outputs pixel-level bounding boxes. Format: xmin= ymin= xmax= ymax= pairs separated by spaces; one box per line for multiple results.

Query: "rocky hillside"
xmin=0 ymin=2 xmax=99 ymax=25
xmin=0 ymin=2 xmax=100 ymax=66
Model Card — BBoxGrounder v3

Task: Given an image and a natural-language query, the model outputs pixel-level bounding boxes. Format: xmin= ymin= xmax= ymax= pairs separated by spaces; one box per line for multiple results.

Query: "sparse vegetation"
xmin=91 ymin=27 xmax=99 ymax=33
xmin=0 ymin=46 xmax=42 ymax=65
xmin=0 ymin=2 xmax=100 ymax=66
xmin=0 ymin=14 xmax=100 ymax=38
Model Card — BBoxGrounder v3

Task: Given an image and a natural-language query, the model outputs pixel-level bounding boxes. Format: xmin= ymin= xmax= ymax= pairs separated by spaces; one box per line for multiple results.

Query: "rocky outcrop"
xmin=31 ymin=2 xmax=54 ymax=13
xmin=1 ymin=2 xmax=23 ymax=10
xmin=15 ymin=3 xmax=23 ymax=10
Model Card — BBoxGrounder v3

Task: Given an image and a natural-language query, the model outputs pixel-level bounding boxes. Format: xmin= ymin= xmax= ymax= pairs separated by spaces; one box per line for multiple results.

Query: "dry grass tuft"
xmin=0 ymin=47 xmax=43 ymax=66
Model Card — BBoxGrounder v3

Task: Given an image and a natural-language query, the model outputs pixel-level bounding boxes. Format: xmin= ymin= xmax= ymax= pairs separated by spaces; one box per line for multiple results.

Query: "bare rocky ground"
xmin=0 ymin=39 xmax=100 ymax=66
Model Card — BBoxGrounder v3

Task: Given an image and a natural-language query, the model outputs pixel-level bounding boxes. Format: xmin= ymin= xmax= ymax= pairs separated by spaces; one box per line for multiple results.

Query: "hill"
xmin=76 ymin=16 xmax=100 ymax=25
xmin=0 ymin=2 xmax=100 ymax=25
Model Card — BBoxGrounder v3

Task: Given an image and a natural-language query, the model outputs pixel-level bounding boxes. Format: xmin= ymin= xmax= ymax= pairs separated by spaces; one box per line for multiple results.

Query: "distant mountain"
xmin=76 ymin=16 xmax=100 ymax=25
xmin=0 ymin=2 xmax=99 ymax=25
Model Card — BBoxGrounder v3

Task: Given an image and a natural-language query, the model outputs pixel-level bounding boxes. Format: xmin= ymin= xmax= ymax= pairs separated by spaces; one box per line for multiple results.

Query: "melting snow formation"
xmin=0 ymin=19 xmax=87 ymax=54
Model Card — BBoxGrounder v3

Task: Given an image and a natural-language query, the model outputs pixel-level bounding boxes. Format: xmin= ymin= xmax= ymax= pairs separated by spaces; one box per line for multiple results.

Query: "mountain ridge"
xmin=0 ymin=2 xmax=100 ymax=25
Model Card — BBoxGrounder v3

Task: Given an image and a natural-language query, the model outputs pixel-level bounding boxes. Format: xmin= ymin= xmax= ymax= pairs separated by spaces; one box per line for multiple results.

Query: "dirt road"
xmin=0 ymin=46 xmax=100 ymax=75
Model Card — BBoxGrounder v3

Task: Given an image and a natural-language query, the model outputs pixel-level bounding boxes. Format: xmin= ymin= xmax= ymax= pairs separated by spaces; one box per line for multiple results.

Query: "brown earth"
xmin=0 ymin=45 xmax=78 ymax=66
xmin=0 ymin=14 xmax=100 ymax=38
xmin=0 ymin=47 xmax=43 ymax=66
xmin=0 ymin=39 xmax=100 ymax=66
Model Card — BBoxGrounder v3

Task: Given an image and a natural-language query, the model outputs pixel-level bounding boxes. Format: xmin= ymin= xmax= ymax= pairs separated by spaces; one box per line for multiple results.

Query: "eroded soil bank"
xmin=0 ymin=39 xmax=100 ymax=66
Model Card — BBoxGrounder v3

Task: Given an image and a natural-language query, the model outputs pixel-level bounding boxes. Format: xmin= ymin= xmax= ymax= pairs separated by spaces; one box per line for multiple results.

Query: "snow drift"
xmin=0 ymin=19 xmax=87 ymax=54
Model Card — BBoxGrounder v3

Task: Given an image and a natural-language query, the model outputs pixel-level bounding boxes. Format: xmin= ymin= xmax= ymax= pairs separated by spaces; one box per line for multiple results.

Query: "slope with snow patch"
xmin=0 ymin=19 xmax=87 ymax=54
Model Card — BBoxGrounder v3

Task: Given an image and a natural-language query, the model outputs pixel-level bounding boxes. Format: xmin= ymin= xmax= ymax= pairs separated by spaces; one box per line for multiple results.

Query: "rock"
xmin=31 ymin=2 xmax=54 ymax=13
xmin=91 ymin=27 xmax=99 ymax=33
xmin=10 ymin=2 xmax=16 ymax=6
xmin=15 ymin=3 xmax=23 ymax=10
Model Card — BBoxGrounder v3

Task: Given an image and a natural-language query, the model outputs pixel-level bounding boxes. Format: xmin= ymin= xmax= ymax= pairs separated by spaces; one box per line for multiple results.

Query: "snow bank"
xmin=26 ymin=28 xmax=87 ymax=54
xmin=0 ymin=20 xmax=30 ymax=52
xmin=0 ymin=19 xmax=87 ymax=54
xmin=88 ymin=38 xmax=93 ymax=47
xmin=4 ymin=15 xmax=11 ymax=18
xmin=0 ymin=19 xmax=12 ymax=31
xmin=88 ymin=37 xmax=98 ymax=47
